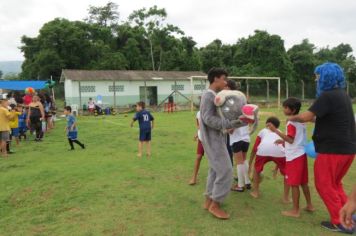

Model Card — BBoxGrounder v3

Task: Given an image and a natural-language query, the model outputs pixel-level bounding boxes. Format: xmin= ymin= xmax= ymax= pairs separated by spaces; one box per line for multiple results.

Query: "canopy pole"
xmin=78 ymin=81 xmax=82 ymax=115
xmin=190 ymin=77 xmax=194 ymax=112
xmin=113 ymin=80 xmax=116 ymax=108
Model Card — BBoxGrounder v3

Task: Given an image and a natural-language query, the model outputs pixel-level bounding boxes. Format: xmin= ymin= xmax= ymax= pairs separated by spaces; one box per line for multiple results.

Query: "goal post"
xmin=189 ymin=76 xmax=281 ymax=111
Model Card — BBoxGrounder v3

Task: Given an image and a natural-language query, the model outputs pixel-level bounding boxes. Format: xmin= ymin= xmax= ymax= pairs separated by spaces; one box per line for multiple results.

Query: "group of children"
xmin=191 ymin=74 xmax=316 ymax=219
xmin=0 ymin=97 xmax=29 ymax=157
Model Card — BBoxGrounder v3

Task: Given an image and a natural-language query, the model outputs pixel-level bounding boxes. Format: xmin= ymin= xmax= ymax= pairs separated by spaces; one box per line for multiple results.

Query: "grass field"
xmin=0 ymin=108 xmax=355 ymax=236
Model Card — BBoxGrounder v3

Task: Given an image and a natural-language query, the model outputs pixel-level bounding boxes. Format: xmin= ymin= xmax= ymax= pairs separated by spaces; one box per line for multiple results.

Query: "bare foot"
xmin=250 ymin=191 xmax=259 ymax=198
xmin=189 ymin=179 xmax=197 ymax=185
xmin=304 ymin=205 xmax=316 ymax=212
xmin=137 ymin=153 xmax=142 ymax=158
xmin=209 ymin=201 xmax=230 ymax=219
xmin=146 ymin=153 xmax=151 ymax=159
xmin=282 ymin=198 xmax=292 ymax=204
xmin=203 ymin=198 xmax=212 ymax=210
xmin=281 ymin=210 xmax=300 ymax=218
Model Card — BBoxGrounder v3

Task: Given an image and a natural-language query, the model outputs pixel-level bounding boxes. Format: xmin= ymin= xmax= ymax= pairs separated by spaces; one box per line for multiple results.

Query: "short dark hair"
xmin=136 ymin=101 xmax=145 ymax=109
xmin=207 ymin=67 xmax=228 ymax=84
xmin=283 ymin=97 xmax=301 ymax=115
xmin=64 ymin=106 xmax=72 ymax=112
xmin=266 ymin=116 xmax=280 ymax=128
xmin=226 ymin=80 xmax=238 ymax=90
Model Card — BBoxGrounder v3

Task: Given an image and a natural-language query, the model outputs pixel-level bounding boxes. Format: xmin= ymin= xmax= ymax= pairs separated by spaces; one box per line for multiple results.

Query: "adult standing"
xmin=288 ymin=62 xmax=356 ymax=234
xmin=200 ymin=68 xmax=246 ymax=219
xmin=27 ymin=95 xmax=45 ymax=141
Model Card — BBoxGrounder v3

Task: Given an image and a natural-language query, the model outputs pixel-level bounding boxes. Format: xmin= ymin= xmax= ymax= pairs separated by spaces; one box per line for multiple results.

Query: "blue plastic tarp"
xmin=0 ymin=81 xmax=47 ymax=90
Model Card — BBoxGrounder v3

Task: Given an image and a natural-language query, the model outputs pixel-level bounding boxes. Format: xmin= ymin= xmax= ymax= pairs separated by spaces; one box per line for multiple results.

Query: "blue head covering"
xmin=315 ymin=62 xmax=346 ymax=97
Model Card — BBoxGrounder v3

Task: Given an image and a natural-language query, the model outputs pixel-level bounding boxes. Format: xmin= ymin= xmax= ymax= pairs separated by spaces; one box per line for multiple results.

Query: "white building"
xmin=60 ymin=70 xmax=207 ymax=108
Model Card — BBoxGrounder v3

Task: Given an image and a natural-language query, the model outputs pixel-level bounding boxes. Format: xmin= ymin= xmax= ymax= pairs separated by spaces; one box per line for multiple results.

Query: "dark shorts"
xmin=197 ymin=140 xmax=204 ymax=156
xmin=19 ymin=127 xmax=27 ymax=134
xmin=67 ymin=130 xmax=78 ymax=140
xmin=231 ymin=141 xmax=250 ymax=153
xmin=0 ymin=131 xmax=10 ymax=141
xmin=11 ymin=128 xmax=19 ymax=137
xmin=255 ymin=155 xmax=286 ymax=175
xmin=139 ymin=130 xmax=151 ymax=141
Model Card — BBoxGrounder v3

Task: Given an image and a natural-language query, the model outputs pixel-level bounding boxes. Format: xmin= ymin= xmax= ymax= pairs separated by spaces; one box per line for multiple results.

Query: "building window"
xmin=109 ymin=85 xmax=124 ymax=92
xmin=80 ymin=85 xmax=96 ymax=93
xmin=194 ymin=84 xmax=206 ymax=91
xmin=171 ymin=84 xmax=184 ymax=91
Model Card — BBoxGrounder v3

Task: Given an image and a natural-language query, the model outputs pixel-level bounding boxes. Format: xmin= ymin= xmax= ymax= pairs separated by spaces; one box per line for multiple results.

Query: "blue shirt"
xmin=133 ymin=110 xmax=154 ymax=131
xmin=66 ymin=115 xmax=77 ymax=131
xmin=18 ymin=113 xmax=27 ymax=128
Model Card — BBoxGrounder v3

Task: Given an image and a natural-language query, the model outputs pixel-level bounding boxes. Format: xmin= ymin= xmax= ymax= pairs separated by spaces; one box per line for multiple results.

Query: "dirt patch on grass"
xmin=9 ymin=187 xmax=33 ymax=208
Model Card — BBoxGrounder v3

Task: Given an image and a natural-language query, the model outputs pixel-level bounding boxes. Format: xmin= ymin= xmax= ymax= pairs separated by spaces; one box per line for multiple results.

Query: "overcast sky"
xmin=1 ymin=0 xmax=356 ymax=61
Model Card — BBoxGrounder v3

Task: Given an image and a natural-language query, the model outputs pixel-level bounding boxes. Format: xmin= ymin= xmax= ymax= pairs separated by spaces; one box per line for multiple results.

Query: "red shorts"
xmin=254 ymin=155 xmax=286 ymax=175
xmin=285 ymin=154 xmax=308 ymax=186
xmin=197 ymin=140 xmax=204 ymax=156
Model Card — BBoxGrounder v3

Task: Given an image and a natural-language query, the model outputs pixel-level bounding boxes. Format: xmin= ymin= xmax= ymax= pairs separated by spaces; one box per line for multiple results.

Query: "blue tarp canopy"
xmin=0 ymin=80 xmax=47 ymax=90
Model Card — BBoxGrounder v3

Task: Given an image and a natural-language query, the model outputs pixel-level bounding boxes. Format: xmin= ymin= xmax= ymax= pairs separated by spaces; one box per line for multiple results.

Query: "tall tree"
xmin=128 ymin=5 xmax=184 ymax=71
xmin=85 ymin=1 xmax=119 ymax=27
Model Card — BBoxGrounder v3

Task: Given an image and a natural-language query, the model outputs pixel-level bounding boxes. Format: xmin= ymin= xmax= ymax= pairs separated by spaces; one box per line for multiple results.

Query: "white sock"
xmin=244 ymin=160 xmax=251 ymax=184
xmin=237 ymin=164 xmax=245 ymax=188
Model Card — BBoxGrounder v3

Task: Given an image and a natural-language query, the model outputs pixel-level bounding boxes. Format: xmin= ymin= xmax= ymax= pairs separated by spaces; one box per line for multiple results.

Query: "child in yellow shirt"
xmin=9 ymin=104 xmax=22 ymax=145
xmin=0 ymin=96 xmax=16 ymax=157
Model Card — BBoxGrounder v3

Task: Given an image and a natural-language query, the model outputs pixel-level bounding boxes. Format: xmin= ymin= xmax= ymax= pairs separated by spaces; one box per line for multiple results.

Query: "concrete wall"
xmin=64 ymin=79 xmax=208 ymax=108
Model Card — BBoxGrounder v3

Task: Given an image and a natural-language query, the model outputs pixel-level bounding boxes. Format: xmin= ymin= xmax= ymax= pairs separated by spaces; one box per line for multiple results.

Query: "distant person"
xmin=27 ymin=95 xmax=45 ymax=141
xmin=130 ymin=101 xmax=154 ymax=158
xmin=0 ymin=95 xmax=16 ymax=157
xmin=249 ymin=117 xmax=290 ymax=203
xmin=9 ymin=104 xmax=21 ymax=145
xmin=168 ymin=95 xmax=174 ymax=113
xmin=88 ymin=98 xmax=95 ymax=114
xmin=18 ymin=105 xmax=27 ymax=140
xmin=64 ymin=106 xmax=85 ymax=150
xmin=288 ymin=63 xmax=356 ymax=234
xmin=268 ymin=97 xmax=314 ymax=218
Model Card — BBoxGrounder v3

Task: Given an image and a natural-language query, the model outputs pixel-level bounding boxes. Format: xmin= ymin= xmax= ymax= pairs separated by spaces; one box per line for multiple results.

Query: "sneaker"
xmin=321 ymin=221 xmax=354 ymax=234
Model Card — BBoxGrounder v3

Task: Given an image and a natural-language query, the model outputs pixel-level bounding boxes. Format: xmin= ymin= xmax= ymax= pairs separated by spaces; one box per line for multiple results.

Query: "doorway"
xmin=139 ymin=86 xmax=158 ymax=106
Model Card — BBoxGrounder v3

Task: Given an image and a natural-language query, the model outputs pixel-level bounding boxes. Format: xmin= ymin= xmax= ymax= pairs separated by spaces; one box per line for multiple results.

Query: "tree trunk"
xmin=149 ymin=38 xmax=155 ymax=71
xmin=158 ymin=47 xmax=163 ymax=71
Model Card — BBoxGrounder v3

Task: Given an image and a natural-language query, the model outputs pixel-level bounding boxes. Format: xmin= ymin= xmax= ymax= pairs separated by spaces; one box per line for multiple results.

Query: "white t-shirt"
xmin=255 ymin=128 xmax=285 ymax=158
xmin=196 ymin=111 xmax=202 ymax=141
xmin=229 ymin=126 xmax=250 ymax=145
xmin=285 ymin=121 xmax=307 ymax=161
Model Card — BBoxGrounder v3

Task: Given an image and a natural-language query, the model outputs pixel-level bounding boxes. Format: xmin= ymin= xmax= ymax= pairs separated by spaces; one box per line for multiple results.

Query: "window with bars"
xmin=171 ymin=84 xmax=184 ymax=91
xmin=109 ymin=85 xmax=124 ymax=92
xmin=194 ymin=84 xmax=206 ymax=91
xmin=80 ymin=85 xmax=96 ymax=93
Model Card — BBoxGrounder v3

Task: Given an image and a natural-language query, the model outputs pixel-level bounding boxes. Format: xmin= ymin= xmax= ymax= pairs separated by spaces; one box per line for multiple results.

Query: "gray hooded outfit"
xmin=200 ymin=89 xmax=245 ymax=203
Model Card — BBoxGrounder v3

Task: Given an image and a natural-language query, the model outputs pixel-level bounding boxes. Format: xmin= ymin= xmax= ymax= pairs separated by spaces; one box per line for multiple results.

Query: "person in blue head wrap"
xmin=287 ymin=62 xmax=356 ymax=234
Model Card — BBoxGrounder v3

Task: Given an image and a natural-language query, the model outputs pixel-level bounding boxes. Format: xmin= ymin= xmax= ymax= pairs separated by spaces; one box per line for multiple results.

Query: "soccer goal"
xmin=189 ymin=76 xmax=281 ymax=111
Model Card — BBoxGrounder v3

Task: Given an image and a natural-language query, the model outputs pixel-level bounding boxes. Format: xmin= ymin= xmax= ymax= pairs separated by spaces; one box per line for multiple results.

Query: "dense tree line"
xmin=19 ymin=2 xmax=356 ymax=97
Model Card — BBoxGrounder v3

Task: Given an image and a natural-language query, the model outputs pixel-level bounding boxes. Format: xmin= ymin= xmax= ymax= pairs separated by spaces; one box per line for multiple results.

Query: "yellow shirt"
xmin=9 ymin=112 xmax=21 ymax=129
xmin=0 ymin=107 xmax=15 ymax=131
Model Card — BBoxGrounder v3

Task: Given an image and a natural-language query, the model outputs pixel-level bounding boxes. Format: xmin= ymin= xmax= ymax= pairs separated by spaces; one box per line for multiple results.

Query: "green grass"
xmin=0 ymin=108 xmax=355 ymax=236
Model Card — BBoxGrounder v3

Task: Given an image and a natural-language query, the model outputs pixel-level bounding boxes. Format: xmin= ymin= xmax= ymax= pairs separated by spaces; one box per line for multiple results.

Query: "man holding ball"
xmin=288 ymin=62 xmax=356 ymax=234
